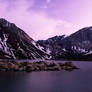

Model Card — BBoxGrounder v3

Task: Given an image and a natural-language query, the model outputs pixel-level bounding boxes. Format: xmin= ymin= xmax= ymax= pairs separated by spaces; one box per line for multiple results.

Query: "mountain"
xmin=0 ymin=18 xmax=48 ymax=59
xmin=1 ymin=18 xmax=92 ymax=60
xmin=37 ymin=27 xmax=92 ymax=60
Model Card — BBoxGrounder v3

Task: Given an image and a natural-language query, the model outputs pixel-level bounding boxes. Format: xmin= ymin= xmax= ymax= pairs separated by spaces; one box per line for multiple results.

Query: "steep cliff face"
xmin=0 ymin=18 xmax=47 ymax=59
xmin=69 ymin=27 xmax=92 ymax=50
xmin=37 ymin=27 xmax=92 ymax=60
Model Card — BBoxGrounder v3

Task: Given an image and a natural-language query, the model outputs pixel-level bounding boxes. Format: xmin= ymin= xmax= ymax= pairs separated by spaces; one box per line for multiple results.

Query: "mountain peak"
xmin=0 ymin=19 xmax=48 ymax=59
xmin=0 ymin=18 xmax=7 ymax=21
xmin=0 ymin=18 xmax=10 ymax=28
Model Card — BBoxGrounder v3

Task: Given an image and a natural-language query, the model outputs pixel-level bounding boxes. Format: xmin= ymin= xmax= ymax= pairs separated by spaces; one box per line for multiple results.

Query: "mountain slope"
xmin=37 ymin=27 xmax=92 ymax=60
xmin=0 ymin=18 xmax=47 ymax=59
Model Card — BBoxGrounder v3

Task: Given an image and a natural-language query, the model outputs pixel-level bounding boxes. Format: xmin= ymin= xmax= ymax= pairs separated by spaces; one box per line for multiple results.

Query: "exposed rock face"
xmin=37 ymin=27 xmax=92 ymax=60
xmin=69 ymin=27 xmax=92 ymax=50
xmin=0 ymin=18 xmax=48 ymax=59
xmin=37 ymin=35 xmax=67 ymax=59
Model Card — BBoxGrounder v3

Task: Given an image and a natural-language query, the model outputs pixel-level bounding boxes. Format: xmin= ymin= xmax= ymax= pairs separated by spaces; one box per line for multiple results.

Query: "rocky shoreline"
xmin=0 ymin=61 xmax=79 ymax=72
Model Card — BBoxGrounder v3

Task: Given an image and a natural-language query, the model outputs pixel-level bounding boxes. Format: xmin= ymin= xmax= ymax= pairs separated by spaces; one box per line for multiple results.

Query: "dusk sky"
xmin=0 ymin=0 xmax=92 ymax=40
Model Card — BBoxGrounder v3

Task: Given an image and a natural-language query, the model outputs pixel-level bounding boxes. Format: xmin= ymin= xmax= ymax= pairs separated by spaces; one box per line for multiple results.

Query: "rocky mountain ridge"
xmin=0 ymin=18 xmax=92 ymax=60
xmin=37 ymin=27 xmax=92 ymax=60
xmin=0 ymin=18 xmax=48 ymax=59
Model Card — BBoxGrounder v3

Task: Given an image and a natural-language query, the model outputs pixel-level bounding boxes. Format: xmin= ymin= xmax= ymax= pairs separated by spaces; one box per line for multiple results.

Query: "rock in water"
xmin=0 ymin=61 xmax=79 ymax=72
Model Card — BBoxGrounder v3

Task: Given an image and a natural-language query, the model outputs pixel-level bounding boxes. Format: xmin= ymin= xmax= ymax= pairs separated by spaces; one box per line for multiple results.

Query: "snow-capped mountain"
xmin=0 ymin=18 xmax=48 ymax=59
xmin=37 ymin=27 xmax=92 ymax=60
xmin=1 ymin=18 xmax=92 ymax=60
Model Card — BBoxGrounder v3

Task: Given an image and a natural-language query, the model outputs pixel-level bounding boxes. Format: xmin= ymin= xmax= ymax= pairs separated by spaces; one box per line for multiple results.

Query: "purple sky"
xmin=0 ymin=0 xmax=92 ymax=40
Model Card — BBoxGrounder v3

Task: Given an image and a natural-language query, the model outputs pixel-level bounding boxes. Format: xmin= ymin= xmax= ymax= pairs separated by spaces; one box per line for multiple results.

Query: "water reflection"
xmin=0 ymin=61 xmax=92 ymax=92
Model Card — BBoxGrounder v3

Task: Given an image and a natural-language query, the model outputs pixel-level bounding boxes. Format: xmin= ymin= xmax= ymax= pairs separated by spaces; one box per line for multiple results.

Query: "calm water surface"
xmin=0 ymin=61 xmax=92 ymax=92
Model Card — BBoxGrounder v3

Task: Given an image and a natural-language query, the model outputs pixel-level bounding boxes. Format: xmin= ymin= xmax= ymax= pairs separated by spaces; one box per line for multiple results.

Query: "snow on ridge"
xmin=71 ymin=45 xmax=88 ymax=53
xmin=46 ymin=48 xmax=51 ymax=54
xmin=78 ymin=48 xmax=86 ymax=53
xmin=0 ymin=34 xmax=16 ymax=59
xmin=85 ymin=51 xmax=92 ymax=55
xmin=62 ymin=48 xmax=66 ymax=52
xmin=32 ymin=41 xmax=46 ymax=53
xmin=3 ymin=34 xmax=8 ymax=53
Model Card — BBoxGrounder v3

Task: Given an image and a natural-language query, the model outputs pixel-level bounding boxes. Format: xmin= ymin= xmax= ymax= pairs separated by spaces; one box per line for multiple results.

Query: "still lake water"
xmin=0 ymin=61 xmax=92 ymax=92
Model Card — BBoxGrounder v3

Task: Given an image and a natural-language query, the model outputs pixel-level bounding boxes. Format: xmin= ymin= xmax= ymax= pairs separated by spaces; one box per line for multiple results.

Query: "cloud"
xmin=54 ymin=20 xmax=78 ymax=35
xmin=47 ymin=0 xmax=52 ymax=3
xmin=0 ymin=0 xmax=77 ymax=40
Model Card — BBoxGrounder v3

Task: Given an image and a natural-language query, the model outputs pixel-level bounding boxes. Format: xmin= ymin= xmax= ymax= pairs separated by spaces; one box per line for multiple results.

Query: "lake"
xmin=0 ymin=61 xmax=92 ymax=92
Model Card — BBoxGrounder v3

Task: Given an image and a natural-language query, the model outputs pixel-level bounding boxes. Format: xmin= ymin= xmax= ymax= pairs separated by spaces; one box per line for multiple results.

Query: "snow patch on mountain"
xmin=46 ymin=48 xmax=51 ymax=54
xmin=32 ymin=40 xmax=47 ymax=54
xmin=85 ymin=51 xmax=92 ymax=55
xmin=62 ymin=48 xmax=66 ymax=52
